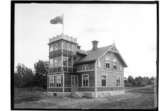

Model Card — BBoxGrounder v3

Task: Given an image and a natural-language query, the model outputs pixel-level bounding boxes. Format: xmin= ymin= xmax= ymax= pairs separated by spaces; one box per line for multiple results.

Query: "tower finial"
xmin=112 ymin=40 xmax=116 ymax=47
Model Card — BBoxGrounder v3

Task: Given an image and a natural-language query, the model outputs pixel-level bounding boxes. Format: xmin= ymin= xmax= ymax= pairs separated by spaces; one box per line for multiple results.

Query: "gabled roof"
xmin=75 ymin=45 xmax=127 ymax=67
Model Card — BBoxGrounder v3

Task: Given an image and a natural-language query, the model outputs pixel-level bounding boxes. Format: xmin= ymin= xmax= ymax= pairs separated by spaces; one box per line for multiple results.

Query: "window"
xmin=82 ymin=65 xmax=86 ymax=70
xmin=89 ymin=64 xmax=94 ymax=70
xmin=48 ymin=75 xmax=63 ymax=88
xmin=72 ymin=45 xmax=76 ymax=51
xmin=50 ymin=59 xmax=54 ymax=68
xmin=112 ymin=59 xmax=117 ymax=70
xmin=67 ymin=43 xmax=72 ymax=51
xmin=63 ymin=41 xmax=67 ymax=50
xmin=116 ymin=78 xmax=121 ymax=86
xmin=101 ymin=75 xmax=106 ymax=87
xmin=82 ymin=74 xmax=89 ymax=87
xmin=113 ymin=62 xmax=117 ymax=70
xmin=78 ymin=65 xmax=82 ymax=71
xmin=49 ymin=75 xmax=54 ymax=88
xmin=54 ymin=43 xmax=58 ymax=51
xmin=50 ymin=45 xmax=54 ymax=52
xmin=63 ymin=57 xmax=68 ymax=67
xmin=54 ymin=59 xmax=58 ymax=67
xmin=68 ymin=57 xmax=72 ymax=67
xmin=105 ymin=63 xmax=110 ymax=68
xmin=56 ymin=75 xmax=62 ymax=87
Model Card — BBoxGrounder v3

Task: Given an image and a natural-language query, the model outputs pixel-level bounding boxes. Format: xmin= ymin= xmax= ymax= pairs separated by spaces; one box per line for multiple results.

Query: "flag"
xmin=50 ymin=15 xmax=63 ymax=24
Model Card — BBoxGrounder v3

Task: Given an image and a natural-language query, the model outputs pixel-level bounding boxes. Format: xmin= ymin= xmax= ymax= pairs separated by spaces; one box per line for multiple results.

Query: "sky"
xmin=15 ymin=3 xmax=157 ymax=77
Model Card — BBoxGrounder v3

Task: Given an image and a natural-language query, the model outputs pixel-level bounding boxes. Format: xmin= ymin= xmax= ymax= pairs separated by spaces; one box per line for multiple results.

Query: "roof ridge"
xmin=86 ymin=44 xmax=113 ymax=52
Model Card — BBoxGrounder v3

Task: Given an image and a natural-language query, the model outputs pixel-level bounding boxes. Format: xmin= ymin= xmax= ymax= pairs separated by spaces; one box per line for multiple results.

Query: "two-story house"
xmin=47 ymin=33 xmax=127 ymax=98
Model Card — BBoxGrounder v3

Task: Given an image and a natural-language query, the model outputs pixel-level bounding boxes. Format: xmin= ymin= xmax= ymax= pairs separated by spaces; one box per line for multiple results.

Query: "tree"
xmin=14 ymin=64 xmax=34 ymax=87
xmin=127 ymin=76 xmax=135 ymax=86
xmin=34 ymin=60 xmax=49 ymax=89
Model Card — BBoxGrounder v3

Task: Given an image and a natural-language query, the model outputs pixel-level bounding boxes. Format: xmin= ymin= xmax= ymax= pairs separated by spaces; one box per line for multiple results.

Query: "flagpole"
xmin=62 ymin=14 xmax=64 ymax=34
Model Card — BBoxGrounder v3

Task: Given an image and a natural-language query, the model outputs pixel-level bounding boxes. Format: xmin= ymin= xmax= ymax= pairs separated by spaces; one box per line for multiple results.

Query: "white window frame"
xmin=48 ymin=75 xmax=63 ymax=88
xmin=116 ymin=78 xmax=121 ymax=87
xmin=50 ymin=45 xmax=54 ymax=52
xmin=105 ymin=62 xmax=110 ymax=69
xmin=49 ymin=75 xmax=54 ymax=88
xmin=101 ymin=75 xmax=107 ymax=87
xmin=82 ymin=74 xmax=89 ymax=87
xmin=49 ymin=59 xmax=54 ymax=68
xmin=56 ymin=75 xmax=62 ymax=87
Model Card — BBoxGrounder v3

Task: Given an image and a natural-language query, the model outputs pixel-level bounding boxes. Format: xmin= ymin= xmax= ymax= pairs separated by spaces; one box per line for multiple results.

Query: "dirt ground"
xmin=14 ymin=86 xmax=157 ymax=109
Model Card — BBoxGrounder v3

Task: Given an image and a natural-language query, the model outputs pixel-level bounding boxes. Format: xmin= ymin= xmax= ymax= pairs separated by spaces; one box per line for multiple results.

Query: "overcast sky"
xmin=15 ymin=3 xmax=156 ymax=77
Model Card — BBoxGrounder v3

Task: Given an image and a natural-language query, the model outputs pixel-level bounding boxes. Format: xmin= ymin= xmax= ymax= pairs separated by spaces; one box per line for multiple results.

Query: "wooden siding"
xmin=47 ymin=88 xmax=63 ymax=92
xmin=49 ymin=67 xmax=73 ymax=73
xmin=64 ymin=88 xmax=71 ymax=92
xmin=49 ymin=50 xmax=74 ymax=58
xmin=96 ymin=51 xmax=124 ymax=89
xmin=77 ymin=87 xmax=95 ymax=91
xmin=77 ymin=71 xmax=95 ymax=91
xmin=64 ymin=73 xmax=71 ymax=87
xmin=97 ymin=87 xmax=124 ymax=91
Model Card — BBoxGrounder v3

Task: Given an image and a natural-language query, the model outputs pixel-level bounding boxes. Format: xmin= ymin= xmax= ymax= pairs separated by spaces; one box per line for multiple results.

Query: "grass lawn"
xmin=14 ymin=86 xmax=157 ymax=109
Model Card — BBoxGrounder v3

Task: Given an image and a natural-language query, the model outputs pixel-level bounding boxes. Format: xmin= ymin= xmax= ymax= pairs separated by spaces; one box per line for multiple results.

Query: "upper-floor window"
xmin=54 ymin=43 xmax=58 ymax=51
xmin=105 ymin=63 xmax=110 ymax=68
xmin=63 ymin=57 xmax=68 ymax=67
xmin=50 ymin=45 xmax=54 ymax=52
xmin=101 ymin=75 xmax=106 ymax=87
xmin=67 ymin=43 xmax=72 ymax=51
xmin=82 ymin=74 xmax=89 ymax=87
xmin=63 ymin=41 xmax=67 ymax=50
xmin=68 ymin=57 xmax=73 ymax=67
xmin=77 ymin=64 xmax=94 ymax=71
xmin=50 ymin=59 xmax=54 ymax=68
xmin=112 ymin=58 xmax=117 ymax=70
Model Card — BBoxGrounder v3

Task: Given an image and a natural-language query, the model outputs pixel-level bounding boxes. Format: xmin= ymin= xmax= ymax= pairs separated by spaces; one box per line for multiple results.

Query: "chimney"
xmin=92 ymin=40 xmax=98 ymax=50
xmin=77 ymin=45 xmax=80 ymax=49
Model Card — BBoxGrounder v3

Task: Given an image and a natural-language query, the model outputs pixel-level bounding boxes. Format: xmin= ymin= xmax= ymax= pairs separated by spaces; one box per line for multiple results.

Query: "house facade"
xmin=47 ymin=33 xmax=127 ymax=97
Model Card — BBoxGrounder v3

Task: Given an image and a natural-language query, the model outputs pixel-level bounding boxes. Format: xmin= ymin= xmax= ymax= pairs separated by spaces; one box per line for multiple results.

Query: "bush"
xmin=125 ymin=76 xmax=155 ymax=87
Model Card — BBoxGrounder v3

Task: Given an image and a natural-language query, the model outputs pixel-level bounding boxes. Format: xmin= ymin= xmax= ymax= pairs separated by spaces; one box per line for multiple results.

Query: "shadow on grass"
xmin=14 ymin=87 xmax=45 ymax=104
xmin=15 ymin=96 xmax=42 ymax=104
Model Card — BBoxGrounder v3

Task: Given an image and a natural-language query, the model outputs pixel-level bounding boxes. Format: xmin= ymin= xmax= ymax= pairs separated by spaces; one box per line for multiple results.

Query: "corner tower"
xmin=47 ymin=33 xmax=77 ymax=94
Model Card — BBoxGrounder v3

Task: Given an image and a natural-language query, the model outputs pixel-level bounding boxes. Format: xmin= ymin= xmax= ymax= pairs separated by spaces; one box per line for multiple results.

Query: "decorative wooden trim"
xmin=95 ymin=60 xmax=97 ymax=97
xmin=76 ymin=70 xmax=94 ymax=72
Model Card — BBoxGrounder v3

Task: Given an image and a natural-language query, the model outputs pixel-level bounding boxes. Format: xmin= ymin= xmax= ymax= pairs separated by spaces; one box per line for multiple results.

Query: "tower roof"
xmin=49 ymin=33 xmax=77 ymax=45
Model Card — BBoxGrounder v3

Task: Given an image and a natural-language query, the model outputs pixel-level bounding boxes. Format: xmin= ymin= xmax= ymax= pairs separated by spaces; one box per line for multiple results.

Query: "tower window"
xmin=50 ymin=45 xmax=54 ymax=52
xmin=49 ymin=75 xmax=54 ymax=88
xmin=56 ymin=75 xmax=62 ymax=87
xmin=50 ymin=59 xmax=54 ymax=68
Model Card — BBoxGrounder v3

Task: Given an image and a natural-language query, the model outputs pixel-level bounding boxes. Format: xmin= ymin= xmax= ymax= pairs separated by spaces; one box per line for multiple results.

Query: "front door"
xmin=71 ymin=75 xmax=78 ymax=91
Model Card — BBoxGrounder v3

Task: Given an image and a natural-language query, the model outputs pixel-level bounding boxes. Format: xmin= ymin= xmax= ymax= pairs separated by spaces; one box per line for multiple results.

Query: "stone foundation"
xmin=47 ymin=90 xmax=125 ymax=98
